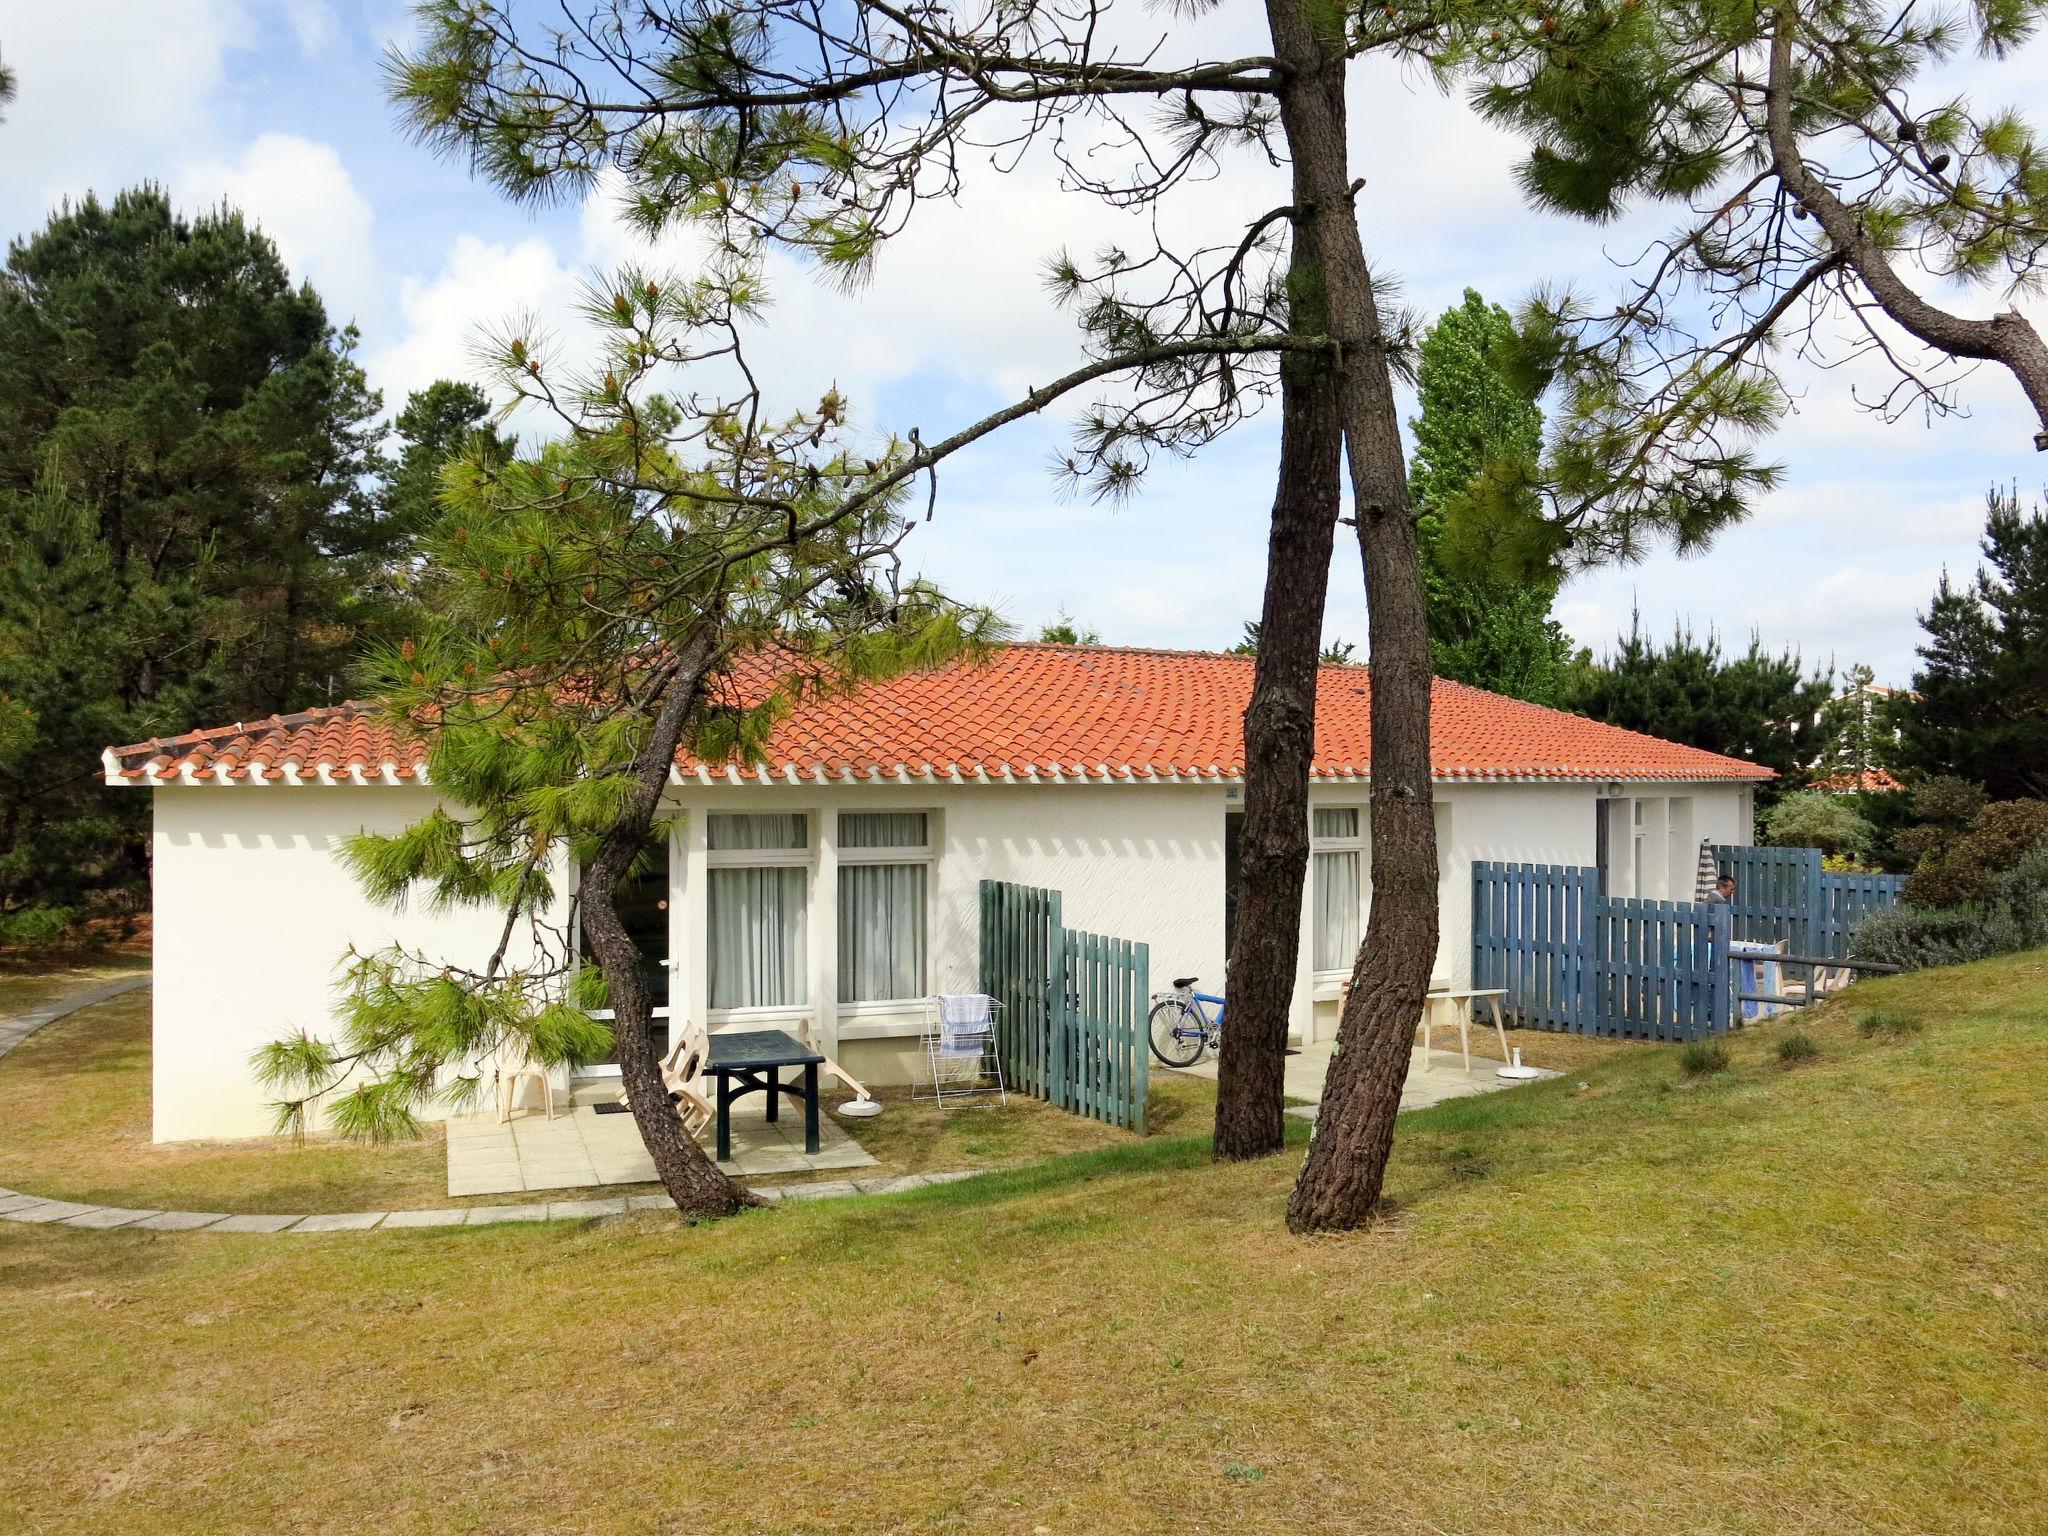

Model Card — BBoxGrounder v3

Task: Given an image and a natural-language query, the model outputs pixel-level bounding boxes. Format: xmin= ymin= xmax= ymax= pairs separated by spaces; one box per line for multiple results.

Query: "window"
xmin=706 ymin=813 xmax=809 ymax=1011
xmin=1311 ymin=806 xmax=1363 ymax=973
xmin=837 ymin=812 xmax=931 ymax=1004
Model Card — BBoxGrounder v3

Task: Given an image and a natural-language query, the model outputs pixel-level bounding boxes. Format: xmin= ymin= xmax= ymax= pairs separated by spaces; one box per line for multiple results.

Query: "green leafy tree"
xmin=1763 ymin=789 xmax=1874 ymax=858
xmin=0 ymin=187 xmax=392 ymax=916
xmin=258 ymin=264 xmax=1000 ymax=1215
xmin=1890 ymin=489 xmax=2048 ymax=799
xmin=384 ymin=381 xmax=513 ymax=547
xmin=1409 ymin=289 xmax=1576 ymax=704
xmin=0 ymin=49 xmax=15 ymax=121
xmin=1567 ymin=614 xmax=1834 ymax=808
xmin=1037 ymin=612 xmax=1101 ymax=646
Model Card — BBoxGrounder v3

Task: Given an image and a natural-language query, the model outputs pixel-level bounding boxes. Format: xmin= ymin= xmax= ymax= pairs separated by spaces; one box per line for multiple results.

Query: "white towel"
xmin=936 ymin=993 xmax=992 ymax=1057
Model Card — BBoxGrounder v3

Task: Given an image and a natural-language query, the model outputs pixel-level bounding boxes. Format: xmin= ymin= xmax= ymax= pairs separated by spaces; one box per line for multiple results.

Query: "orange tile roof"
xmin=102 ymin=644 xmax=1772 ymax=787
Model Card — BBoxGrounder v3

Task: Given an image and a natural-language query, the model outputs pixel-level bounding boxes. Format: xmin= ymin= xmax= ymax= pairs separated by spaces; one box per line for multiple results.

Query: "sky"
xmin=4 ymin=1 xmax=2044 ymax=689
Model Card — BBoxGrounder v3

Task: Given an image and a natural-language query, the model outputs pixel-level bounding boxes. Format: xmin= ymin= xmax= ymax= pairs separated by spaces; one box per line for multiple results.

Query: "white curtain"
xmin=1312 ymin=807 xmax=1359 ymax=840
xmin=1313 ymin=849 xmax=1360 ymax=972
xmin=838 ymin=863 xmax=926 ymax=1002
xmin=707 ymin=866 xmax=807 ymax=1008
xmin=839 ymin=811 xmax=928 ymax=850
xmin=707 ymin=812 xmax=808 ymax=851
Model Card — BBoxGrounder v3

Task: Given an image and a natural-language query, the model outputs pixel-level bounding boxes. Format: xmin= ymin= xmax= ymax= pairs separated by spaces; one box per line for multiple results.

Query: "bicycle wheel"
xmin=1148 ymin=998 xmax=1205 ymax=1068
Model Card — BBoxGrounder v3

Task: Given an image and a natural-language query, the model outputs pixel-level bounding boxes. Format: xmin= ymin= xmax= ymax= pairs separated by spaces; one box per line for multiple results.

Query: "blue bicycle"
xmin=1148 ymin=976 xmax=1226 ymax=1067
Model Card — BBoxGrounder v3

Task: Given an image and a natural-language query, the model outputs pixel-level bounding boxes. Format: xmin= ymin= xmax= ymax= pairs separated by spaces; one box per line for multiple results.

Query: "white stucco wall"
xmin=143 ymin=773 xmax=1753 ymax=1142
xmin=149 ymin=786 xmax=569 ymax=1143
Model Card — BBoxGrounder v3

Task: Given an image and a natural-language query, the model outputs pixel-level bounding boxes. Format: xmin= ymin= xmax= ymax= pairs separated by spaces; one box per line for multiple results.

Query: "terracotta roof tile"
xmin=103 ymin=644 xmax=1772 ymax=786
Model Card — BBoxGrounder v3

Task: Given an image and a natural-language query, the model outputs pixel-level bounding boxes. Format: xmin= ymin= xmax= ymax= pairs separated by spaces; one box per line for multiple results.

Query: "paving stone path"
xmin=0 ymin=974 xmax=982 ymax=1235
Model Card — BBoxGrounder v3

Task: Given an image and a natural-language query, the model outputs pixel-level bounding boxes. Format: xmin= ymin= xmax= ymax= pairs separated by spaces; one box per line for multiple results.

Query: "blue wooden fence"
xmin=1590 ymin=895 xmax=1732 ymax=1041
xmin=1469 ymin=862 xmax=1596 ymax=1031
xmin=1473 ymin=861 xmax=1732 ymax=1040
xmin=979 ymin=879 xmax=1149 ymax=1131
xmin=1711 ymin=845 xmax=1905 ymax=957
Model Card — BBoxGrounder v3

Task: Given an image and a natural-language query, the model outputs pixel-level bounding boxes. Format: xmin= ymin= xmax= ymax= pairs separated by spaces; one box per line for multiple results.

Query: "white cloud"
xmin=177 ymin=134 xmax=378 ymax=328
xmin=368 ymin=233 xmax=583 ymax=412
xmin=0 ymin=1 xmax=248 ymax=220
xmin=280 ymin=0 xmax=341 ymax=56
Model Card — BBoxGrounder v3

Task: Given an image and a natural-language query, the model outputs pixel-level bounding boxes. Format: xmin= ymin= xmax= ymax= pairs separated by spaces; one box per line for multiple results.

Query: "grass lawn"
xmin=0 ymin=954 xmax=149 ymax=1016
xmin=3 ymin=952 xmax=2045 ymax=1533
xmin=0 ymin=985 xmax=1218 ymax=1213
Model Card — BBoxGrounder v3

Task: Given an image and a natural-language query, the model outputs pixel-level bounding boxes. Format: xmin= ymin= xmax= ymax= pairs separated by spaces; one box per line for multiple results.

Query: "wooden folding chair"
xmin=616 ymin=1019 xmax=715 ymax=1136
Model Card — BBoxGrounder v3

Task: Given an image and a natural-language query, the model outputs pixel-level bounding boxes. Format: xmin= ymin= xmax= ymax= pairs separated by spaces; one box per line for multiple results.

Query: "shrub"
xmin=1679 ymin=1038 xmax=1731 ymax=1077
xmin=1854 ymin=840 xmax=2048 ymax=970
xmin=1954 ymin=800 xmax=2048 ymax=871
xmin=1856 ymin=1008 xmax=1924 ymax=1040
xmin=1764 ymin=790 xmax=1874 ymax=858
xmin=1852 ymin=901 xmax=2035 ymax=970
xmin=0 ymin=904 xmax=77 ymax=946
xmin=1902 ymin=863 xmax=1990 ymax=908
xmin=1775 ymin=1030 xmax=1821 ymax=1065
xmin=1910 ymin=775 xmax=1987 ymax=826
xmin=1897 ymin=795 xmax=2048 ymax=905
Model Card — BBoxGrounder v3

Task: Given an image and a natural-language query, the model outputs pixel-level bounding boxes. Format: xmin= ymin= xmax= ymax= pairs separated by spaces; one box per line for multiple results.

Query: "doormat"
xmin=594 ymin=1101 xmax=631 ymax=1114
xmin=1284 ymin=1049 xmax=1301 ymax=1057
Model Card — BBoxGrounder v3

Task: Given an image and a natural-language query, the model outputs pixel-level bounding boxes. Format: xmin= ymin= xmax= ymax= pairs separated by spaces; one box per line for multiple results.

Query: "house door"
xmin=579 ymin=828 xmax=674 ymax=1077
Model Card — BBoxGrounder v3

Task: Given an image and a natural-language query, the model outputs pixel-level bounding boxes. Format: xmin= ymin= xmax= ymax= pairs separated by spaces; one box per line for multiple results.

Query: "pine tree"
xmin=0 ymin=186 xmax=394 ymax=917
xmin=1409 ymin=289 xmax=1577 ymax=704
xmin=1892 ymin=489 xmax=2048 ymax=798
xmin=258 ymin=263 xmax=999 ymax=1216
xmin=1567 ymin=614 xmax=1834 ymax=805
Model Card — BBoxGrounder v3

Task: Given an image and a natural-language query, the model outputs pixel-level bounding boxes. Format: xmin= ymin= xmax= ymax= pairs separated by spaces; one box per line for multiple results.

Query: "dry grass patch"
xmin=0 ymin=991 xmax=510 ymax=1212
xmin=1 ymin=952 xmax=2044 ymax=1533
xmin=0 ymin=958 xmax=150 ymax=1018
xmin=799 ymin=1069 xmax=1216 ymax=1184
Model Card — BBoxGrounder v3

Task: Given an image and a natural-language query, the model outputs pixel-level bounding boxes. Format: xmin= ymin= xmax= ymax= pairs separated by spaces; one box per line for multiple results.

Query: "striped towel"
xmin=936 ymin=993 xmax=992 ymax=1057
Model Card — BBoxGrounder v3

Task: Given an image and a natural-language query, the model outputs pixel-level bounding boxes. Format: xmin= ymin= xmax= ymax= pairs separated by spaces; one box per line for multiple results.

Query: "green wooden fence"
xmin=978 ymin=879 xmax=1149 ymax=1131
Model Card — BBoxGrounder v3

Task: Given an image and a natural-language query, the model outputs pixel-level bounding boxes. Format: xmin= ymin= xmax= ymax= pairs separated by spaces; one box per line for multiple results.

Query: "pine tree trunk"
xmin=1263 ymin=0 xmax=1442 ymax=1232
xmin=1211 ymin=217 xmax=1344 ymax=1161
xmin=581 ymin=631 xmax=751 ymax=1219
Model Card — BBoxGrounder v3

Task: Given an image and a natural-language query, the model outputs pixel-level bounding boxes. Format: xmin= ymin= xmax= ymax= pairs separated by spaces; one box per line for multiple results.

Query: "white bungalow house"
xmin=104 ymin=644 xmax=1769 ymax=1142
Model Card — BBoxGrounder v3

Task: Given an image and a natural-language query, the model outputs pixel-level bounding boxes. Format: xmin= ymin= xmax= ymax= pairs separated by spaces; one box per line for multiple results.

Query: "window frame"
xmin=834 ymin=810 xmax=937 ymax=1014
xmin=704 ymin=812 xmax=814 ymax=1019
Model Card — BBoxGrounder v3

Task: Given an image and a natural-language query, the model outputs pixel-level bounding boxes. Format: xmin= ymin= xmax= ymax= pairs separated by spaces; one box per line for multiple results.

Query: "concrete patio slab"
xmin=447 ymin=1098 xmax=876 ymax=1195
xmin=546 ymin=1197 xmax=629 ymax=1220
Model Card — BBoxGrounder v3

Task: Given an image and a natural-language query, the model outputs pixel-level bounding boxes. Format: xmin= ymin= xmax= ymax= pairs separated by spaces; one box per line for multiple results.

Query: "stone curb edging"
xmin=0 ymin=1168 xmax=988 ymax=1235
xmin=0 ymin=972 xmax=986 ymax=1235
